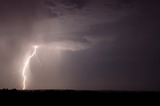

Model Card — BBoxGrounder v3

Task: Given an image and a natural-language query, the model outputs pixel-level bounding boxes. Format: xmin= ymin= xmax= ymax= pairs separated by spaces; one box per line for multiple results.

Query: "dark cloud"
xmin=44 ymin=0 xmax=88 ymax=9
xmin=0 ymin=0 xmax=160 ymax=90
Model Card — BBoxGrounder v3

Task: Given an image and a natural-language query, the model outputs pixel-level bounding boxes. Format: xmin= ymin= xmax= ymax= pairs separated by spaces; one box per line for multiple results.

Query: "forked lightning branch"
xmin=22 ymin=45 xmax=38 ymax=90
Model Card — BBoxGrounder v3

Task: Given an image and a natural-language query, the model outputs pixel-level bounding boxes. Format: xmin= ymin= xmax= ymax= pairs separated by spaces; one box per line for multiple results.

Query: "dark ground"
xmin=0 ymin=89 xmax=159 ymax=103
xmin=0 ymin=89 xmax=160 ymax=96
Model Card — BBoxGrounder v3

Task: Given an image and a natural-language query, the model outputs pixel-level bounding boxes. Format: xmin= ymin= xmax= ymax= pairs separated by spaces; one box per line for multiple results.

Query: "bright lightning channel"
xmin=22 ymin=45 xmax=38 ymax=90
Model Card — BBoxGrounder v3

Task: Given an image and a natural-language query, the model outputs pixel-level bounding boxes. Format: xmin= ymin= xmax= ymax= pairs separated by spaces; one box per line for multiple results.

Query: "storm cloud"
xmin=0 ymin=0 xmax=160 ymax=90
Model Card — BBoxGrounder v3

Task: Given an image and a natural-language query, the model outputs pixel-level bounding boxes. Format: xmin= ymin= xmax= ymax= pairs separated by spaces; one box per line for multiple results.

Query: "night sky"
xmin=0 ymin=0 xmax=160 ymax=91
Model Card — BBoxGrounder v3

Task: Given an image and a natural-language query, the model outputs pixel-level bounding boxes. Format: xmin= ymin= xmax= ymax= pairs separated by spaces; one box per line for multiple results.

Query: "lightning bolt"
xmin=22 ymin=45 xmax=38 ymax=90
